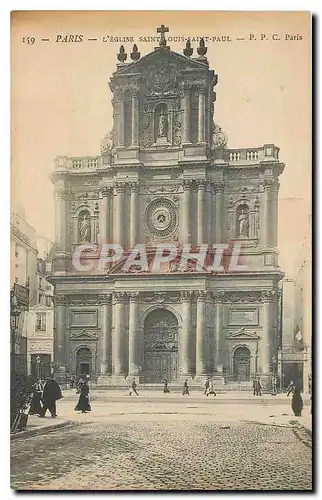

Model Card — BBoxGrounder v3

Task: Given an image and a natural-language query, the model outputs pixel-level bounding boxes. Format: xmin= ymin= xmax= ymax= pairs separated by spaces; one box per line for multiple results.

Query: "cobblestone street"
xmin=11 ymin=392 xmax=312 ymax=491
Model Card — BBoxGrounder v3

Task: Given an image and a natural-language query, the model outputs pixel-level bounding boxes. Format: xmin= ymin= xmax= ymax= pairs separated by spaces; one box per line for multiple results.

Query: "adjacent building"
xmin=49 ymin=27 xmax=285 ymax=389
xmin=279 ymin=224 xmax=311 ymax=392
xmin=10 ymin=206 xmax=38 ymax=373
xmin=25 ymin=257 xmax=54 ymax=379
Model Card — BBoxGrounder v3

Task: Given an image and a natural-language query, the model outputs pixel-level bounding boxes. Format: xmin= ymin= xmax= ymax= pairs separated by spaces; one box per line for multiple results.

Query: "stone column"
xmin=131 ymin=90 xmax=139 ymax=147
xmin=54 ymin=295 xmax=67 ymax=368
xmin=214 ymin=183 xmax=224 ymax=244
xmin=182 ymin=88 xmax=191 ymax=143
xmin=182 ymin=180 xmax=192 ymax=244
xmin=260 ymin=291 xmax=275 ymax=378
xmin=100 ymin=294 xmax=112 ymax=374
xmin=197 ymin=180 xmax=206 ymax=245
xmin=128 ymin=292 xmax=140 ymax=376
xmin=130 ymin=182 xmax=139 ymax=248
xmin=114 ymin=182 xmax=125 ymax=247
xmin=198 ymin=89 xmax=206 ymax=143
xmin=55 ymin=189 xmax=68 ymax=252
xmin=196 ymin=291 xmax=207 ymax=376
xmin=263 ymin=179 xmax=278 ymax=247
xmin=117 ymin=92 xmax=125 ymax=148
xmin=179 ymin=291 xmax=193 ymax=376
xmin=113 ymin=292 xmax=126 ymax=376
xmin=99 ymin=187 xmax=111 ymax=246
xmin=213 ymin=292 xmax=224 ymax=372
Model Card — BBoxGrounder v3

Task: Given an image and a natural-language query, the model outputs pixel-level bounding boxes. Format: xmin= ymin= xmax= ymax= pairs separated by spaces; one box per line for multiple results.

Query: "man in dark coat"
xmin=204 ymin=378 xmax=210 ymax=396
xmin=182 ymin=379 xmax=189 ymax=395
xmin=40 ymin=374 xmax=63 ymax=418
xmin=253 ymin=378 xmax=262 ymax=396
xmin=163 ymin=379 xmax=170 ymax=394
xmin=129 ymin=378 xmax=139 ymax=396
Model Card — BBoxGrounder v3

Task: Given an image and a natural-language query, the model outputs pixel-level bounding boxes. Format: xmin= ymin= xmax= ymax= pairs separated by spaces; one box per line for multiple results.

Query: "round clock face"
xmin=146 ymin=198 xmax=177 ymax=238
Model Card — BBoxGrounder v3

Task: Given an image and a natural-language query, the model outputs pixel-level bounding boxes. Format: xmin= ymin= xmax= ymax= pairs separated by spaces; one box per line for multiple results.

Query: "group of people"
xmin=28 ymin=373 xmax=309 ymax=420
xmin=204 ymin=378 xmax=217 ymax=396
xmin=29 ymin=373 xmax=63 ymax=418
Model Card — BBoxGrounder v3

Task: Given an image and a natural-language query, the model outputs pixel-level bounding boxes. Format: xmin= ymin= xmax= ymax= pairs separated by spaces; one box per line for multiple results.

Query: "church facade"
xmin=50 ymin=27 xmax=285 ymax=389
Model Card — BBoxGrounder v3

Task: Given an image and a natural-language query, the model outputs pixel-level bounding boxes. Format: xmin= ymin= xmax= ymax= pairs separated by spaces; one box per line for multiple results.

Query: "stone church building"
xmin=50 ymin=27 xmax=285 ymax=389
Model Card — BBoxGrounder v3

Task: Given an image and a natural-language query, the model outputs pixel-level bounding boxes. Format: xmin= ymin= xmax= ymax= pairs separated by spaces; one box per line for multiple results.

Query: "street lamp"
xmin=36 ymin=356 xmax=41 ymax=380
xmin=271 ymin=356 xmax=277 ymax=395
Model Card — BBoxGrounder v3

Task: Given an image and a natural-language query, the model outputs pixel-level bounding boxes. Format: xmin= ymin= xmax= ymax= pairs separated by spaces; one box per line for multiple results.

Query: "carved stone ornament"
xmin=212 ymin=122 xmax=228 ymax=149
xmin=181 ymin=290 xmax=194 ymax=301
xmin=141 ymin=293 xmax=180 ymax=304
xmin=212 ymin=292 xmax=225 ymax=302
xmin=261 ymin=290 xmax=278 ymax=301
xmin=53 ymin=294 xmax=68 ymax=306
xmin=113 ymin=291 xmax=126 ymax=302
xmin=196 ymin=290 xmax=208 ymax=301
xmin=55 ymin=189 xmax=69 ymax=201
xmin=100 ymin=128 xmax=115 ymax=155
xmin=146 ymin=198 xmax=178 ymax=238
xmin=146 ymin=62 xmax=178 ymax=96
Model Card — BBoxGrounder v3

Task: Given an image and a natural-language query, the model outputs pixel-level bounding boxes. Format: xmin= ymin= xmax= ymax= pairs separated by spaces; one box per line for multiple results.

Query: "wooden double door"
xmin=143 ymin=309 xmax=178 ymax=383
xmin=144 ymin=352 xmax=178 ymax=383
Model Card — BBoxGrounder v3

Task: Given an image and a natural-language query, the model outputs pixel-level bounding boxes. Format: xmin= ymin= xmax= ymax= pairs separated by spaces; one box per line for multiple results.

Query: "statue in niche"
xmin=238 ymin=210 xmax=249 ymax=238
xmin=157 ymin=108 xmax=168 ymax=138
xmin=79 ymin=214 xmax=91 ymax=242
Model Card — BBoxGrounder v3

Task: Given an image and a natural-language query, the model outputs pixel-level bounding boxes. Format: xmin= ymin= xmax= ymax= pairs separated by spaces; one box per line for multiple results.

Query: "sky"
xmin=11 ymin=11 xmax=311 ymax=276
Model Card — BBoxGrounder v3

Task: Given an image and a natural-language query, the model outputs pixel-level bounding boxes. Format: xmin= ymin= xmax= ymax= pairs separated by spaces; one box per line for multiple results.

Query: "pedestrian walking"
xmin=253 ymin=378 xmax=262 ymax=396
xmin=163 ymin=378 xmax=170 ymax=394
xmin=290 ymin=386 xmax=303 ymax=417
xmin=182 ymin=379 xmax=189 ymax=395
xmin=286 ymin=380 xmax=295 ymax=396
xmin=207 ymin=380 xmax=216 ymax=397
xmin=40 ymin=374 xmax=63 ymax=418
xmin=29 ymin=379 xmax=43 ymax=416
xmin=74 ymin=376 xmax=91 ymax=413
xmin=204 ymin=377 xmax=210 ymax=396
xmin=129 ymin=378 xmax=139 ymax=396
xmin=69 ymin=375 xmax=76 ymax=389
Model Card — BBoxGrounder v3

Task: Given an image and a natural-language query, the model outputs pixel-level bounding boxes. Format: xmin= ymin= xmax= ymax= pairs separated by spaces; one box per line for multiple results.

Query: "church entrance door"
xmin=233 ymin=346 xmax=251 ymax=381
xmin=143 ymin=309 xmax=178 ymax=383
xmin=76 ymin=347 xmax=92 ymax=376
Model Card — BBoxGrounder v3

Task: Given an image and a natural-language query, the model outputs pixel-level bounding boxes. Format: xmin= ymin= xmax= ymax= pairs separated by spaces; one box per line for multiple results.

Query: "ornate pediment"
xmin=70 ymin=329 xmax=98 ymax=341
xmin=226 ymin=328 xmax=259 ymax=340
xmin=115 ymin=47 xmax=210 ymax=77
xmin=29 ymin=303 xmax=51 ymax=311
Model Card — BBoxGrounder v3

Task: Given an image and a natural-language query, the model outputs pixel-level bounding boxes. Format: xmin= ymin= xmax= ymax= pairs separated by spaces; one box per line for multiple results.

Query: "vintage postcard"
xmin=10 ymin=11 xmax=312 ymax=491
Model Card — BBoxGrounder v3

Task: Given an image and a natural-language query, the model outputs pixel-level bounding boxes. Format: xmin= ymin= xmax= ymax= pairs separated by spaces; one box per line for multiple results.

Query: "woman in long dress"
xmin=74 ymin=378 xmax=91 ymax=413
xmin=29 ymin=379 xmax=43 ymax=416
xmin=291 ymin=387 xmax=303 ymax=417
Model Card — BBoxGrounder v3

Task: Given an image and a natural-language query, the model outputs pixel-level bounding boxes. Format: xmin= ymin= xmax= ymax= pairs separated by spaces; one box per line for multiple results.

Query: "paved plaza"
xmin=11 ymin=390 xmax=312 ymax=491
